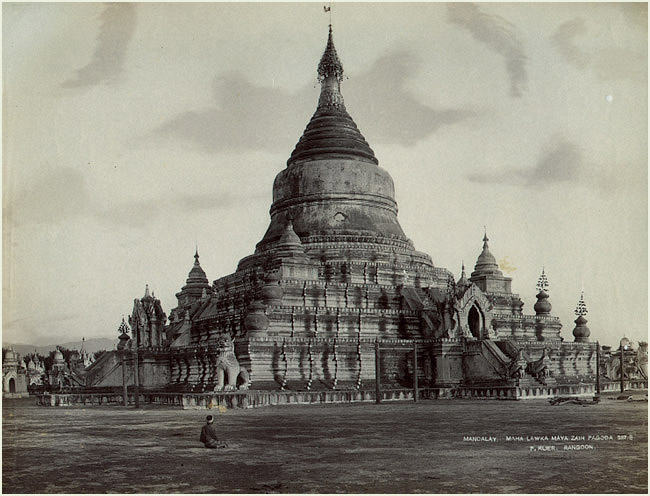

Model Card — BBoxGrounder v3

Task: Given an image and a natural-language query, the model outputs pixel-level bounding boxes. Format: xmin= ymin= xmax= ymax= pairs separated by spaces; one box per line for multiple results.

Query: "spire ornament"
xmin=534 ymin=268 xmax=551 ymax=315
xmin=536 ymin=267 xmax=549 ymax=293
xmin=317 ymin=25 xmax=343 ymax=83
xmin=456 ymin=261 xmax=470 ymax=294
xmin=117 ymin=317 xmax=131 ymax=350
xmin=572 ymin=292 xmax=590 ymax=342
xmin=574 ymin=292 xmax=588 ymax=316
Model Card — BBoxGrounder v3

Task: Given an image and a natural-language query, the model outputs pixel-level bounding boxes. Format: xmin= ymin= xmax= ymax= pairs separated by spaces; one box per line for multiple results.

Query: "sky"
xmin=3 ymin=2 xmax=647 ymax=349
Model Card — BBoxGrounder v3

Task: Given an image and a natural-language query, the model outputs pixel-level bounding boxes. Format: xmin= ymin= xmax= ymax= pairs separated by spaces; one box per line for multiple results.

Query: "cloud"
xmin=3 ymin=166 xmax=258 ymax=229
xmin=61 ymin=3 xmax=136 ymax=89
xmin=152 ymin=49 xmax=477 ymax=152
xmin=345 ymin=51 xmax=478 ymax=146
xmin=468 ymin=136 xmax=583 ymax=187
xmin=3 ymin=167 xmax=95 ymax=226
xmin=552 ymin=17 xmax=647 ymax=83
xmin=97 ymin=191 xmax=264 ymax=229
xmin=551 ymin=18 xmax=590 ymax=68
xmin=153 ymin=73 xmax=308 ymax=154
xmin=592 ymin=47 xmax=647 ymax=83
xmin=447 ymin=3 xmax=528 ymax=97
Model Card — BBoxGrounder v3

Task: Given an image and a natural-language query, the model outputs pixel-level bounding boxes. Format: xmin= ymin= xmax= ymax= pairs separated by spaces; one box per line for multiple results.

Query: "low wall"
xmin=36 ymin=379 xmax=647 ymax=409
xmin=3 ymin=392 xmax=30 ymax=399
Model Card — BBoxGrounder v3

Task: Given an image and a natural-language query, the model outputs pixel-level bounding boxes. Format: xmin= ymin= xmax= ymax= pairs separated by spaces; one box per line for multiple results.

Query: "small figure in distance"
xmin=200 ymin=415 xmax=228 ymax=449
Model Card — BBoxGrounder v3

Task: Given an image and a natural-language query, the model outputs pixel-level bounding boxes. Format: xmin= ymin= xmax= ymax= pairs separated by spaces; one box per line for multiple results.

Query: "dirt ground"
xmin=2 ymin=392 xmax=647 ymax=494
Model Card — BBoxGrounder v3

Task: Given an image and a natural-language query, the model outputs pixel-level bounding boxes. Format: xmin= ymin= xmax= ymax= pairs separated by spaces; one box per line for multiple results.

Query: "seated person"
xmin=200 ymin=415 xmax=227 ymax=449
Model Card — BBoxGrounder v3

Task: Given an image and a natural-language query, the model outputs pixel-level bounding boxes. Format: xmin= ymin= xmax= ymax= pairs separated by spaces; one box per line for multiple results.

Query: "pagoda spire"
xmin=574 ymin=291 xmax=588 ymax=316
xmin=287 ymin=25 xmax=377 ymax=166
xmin=573 ymin=292 xmax=590 ymax=342
xmin=318 ymin=25 xmax=343 ymax=83
xmin=534 ymin=268 xmax=551 ymax=315
xmin=317 ymin=25 xmax=345 ymax=110
xmin=472 ymin=230 xmax=501 ymax=277
xmin=536 ymin=267 xmax=549 ymax=293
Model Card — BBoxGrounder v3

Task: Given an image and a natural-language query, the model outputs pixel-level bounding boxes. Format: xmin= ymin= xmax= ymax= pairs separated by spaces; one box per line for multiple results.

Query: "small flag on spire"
xmin=324 ymin=5 xmax=331 ymax=12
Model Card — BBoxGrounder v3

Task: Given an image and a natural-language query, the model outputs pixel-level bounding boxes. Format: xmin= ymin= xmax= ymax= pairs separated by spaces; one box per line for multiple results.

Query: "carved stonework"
xmin=527 ymin=348 xmax=553 ymax=384
xmin=213 ymin=334 xmax=250 ymax=391
xmin=454 ymin=284 xmax=494 ymax=339
xmin=508 ymin=350 xmax=528 ymax=380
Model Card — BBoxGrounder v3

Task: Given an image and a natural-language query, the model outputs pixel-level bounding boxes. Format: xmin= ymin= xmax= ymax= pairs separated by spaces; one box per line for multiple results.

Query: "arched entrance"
xmin=468 ymin=305 xmax=483 ymax=339
xmin=8 ymin=378 xmax=16 ymax=393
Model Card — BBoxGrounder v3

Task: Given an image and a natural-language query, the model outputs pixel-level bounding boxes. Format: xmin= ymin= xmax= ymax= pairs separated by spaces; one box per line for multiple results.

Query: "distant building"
xmin=3 ymin=349 xmax=28 ymax=398
xmin=25 ymin=354 xmax=45 ymax=386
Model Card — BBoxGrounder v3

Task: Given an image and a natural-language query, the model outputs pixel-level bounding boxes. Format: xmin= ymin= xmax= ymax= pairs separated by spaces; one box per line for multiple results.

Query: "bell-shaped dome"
xmin=534 ymin=291 xmax=552 ymax=315
xmin=471 ymin=233 xmax=503 ymax=277
xmin=54 ymin=348 xmax=64 ymax=363
xmin=177 ymin=250 xmax=212 ymax=300
xmin=253 ymin=26 xmax=412 ymax=255
xmin=573 ymin=315 xmax=591 ymax=342
xmin=278 ymin=220 xmax=303 ymax=249
xmin=572 ymin=293 xmax=590 ymax=342
xmin=185 ymin=250 xmax=209 ymax=286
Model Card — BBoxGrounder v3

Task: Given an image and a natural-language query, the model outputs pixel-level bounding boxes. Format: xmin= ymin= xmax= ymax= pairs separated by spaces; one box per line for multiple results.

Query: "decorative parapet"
xmin=267 ymin=304 xmax=420 ymax=318
xmin=492 ymin=313 xmax=561 ymax=323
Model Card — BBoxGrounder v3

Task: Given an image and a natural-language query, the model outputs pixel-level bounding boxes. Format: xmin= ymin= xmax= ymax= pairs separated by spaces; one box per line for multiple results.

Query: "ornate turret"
xmin=132 ymin=285 xmax=167 ymax=348
xmin=534 ymin=268 xmax=552 ymax=315
xmin=3 ymin=348 xmax=18 ymax=365
xmin=572 ymin=292 xmax=590 ymax=342
xmin=52 ymin=347 xmax=65 ymax=371
xmin=456 ymin=262 xmax=470 ymax=295
xmin=175 ymin=249 xmax=213 ymax=308
xmin=469 ymin=231 xmax=511 ymax=294
xmin=471 ymin=232 xmax=503 ymax=278
xmin=117 ymin=317 xmax=130 ymax=351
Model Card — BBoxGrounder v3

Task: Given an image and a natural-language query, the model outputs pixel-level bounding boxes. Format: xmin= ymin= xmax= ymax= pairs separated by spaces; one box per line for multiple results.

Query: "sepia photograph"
xmin=3 ymin=2 xmax=648 ymax=493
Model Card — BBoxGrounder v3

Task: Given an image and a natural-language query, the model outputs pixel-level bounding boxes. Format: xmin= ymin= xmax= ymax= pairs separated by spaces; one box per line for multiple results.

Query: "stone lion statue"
xmin=508 ymin=350 xmax=528 ymax=380
xmin=527 ymin=348 xmax=553 ymax=384
xmin=213 ymin=334 xmax=250 ymax=391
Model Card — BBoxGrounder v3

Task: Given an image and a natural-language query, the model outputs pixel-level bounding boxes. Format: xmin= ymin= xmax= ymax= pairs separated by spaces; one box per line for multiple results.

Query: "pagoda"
xmin=84 ymin=26 xmax=599 ymax=396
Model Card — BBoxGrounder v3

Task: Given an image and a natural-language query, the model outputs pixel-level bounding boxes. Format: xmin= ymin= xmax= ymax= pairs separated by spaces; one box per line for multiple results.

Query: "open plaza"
xmin=2 ymin=392 xmax=647 ymax=494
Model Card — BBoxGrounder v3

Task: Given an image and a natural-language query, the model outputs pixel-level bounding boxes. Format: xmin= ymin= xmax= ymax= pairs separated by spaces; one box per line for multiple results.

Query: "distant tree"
xmin=93 ymin=350 xmax=107 ymax=361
